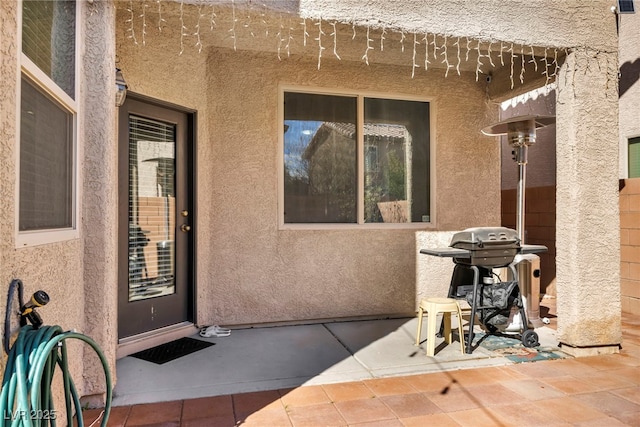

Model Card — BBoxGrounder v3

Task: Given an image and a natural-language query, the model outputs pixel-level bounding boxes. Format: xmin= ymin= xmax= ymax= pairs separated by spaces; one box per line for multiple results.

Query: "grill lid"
xmin=450 ymin=227 xmax=520 ymax=249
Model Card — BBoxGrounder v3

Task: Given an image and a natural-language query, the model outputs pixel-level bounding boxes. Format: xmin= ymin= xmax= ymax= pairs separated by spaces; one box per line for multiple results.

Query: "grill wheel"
xmin=521 ymin=329 xmax=539 ymax=348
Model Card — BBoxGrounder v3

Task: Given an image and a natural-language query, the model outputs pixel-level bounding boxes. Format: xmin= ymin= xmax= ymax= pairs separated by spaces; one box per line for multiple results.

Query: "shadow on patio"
xmin=110 ymin=299 xmax=565 ymax=405
xmin=81 ymin=300 xmax=640 ymax=426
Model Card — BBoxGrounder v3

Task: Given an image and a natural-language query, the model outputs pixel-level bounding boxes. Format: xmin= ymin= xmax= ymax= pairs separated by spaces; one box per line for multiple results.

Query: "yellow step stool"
xmin=415 ymin=297 xmax=465 ymax=356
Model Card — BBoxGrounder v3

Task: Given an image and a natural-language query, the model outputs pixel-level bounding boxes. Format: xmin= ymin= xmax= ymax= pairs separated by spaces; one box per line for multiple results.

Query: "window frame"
xmin=629 ymin=136 xmax=640 ymax=179
xmin=15 ymin=0 xmax=81 ymax=248
xmin=278 ymin=85 xmax=436 ymax=230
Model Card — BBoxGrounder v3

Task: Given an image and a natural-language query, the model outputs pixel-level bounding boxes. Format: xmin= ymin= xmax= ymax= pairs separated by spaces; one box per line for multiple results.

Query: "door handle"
xmin=180 ymin=224 xmax=191 ymax=232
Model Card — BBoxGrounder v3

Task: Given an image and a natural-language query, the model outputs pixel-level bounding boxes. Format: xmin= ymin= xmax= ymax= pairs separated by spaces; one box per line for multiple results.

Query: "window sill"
xmin=278 ymin=222 xmax=436 ymax=231
xmin=16 ymin=229 xmax=79 ymax=248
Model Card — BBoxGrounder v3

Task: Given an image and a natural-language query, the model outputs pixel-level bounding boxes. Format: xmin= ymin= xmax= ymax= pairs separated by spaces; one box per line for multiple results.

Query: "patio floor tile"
xmin=446 ymin=408 xmax=514 ymax=427
xmin=286 ymin=402 xmax=346 ymax=427
xmin=123 ymin=401 xmax=182 ymax=426
xmin=573 ymin=390 xmax=640 ymax=417
xmin=181 ymin=395 xmax=233 ymax=420
xmin=399 ymin=412 xmax=459 ymax=427
xmin=278 ymin=385 xmax=331 ymax=408
xmin=537 ymin=375 xmax=609 ymax=395
xmin=379 ymin=392 xmax=442 ymax=418
xmin=235 ymin=407 xmax=293 ymax=427
xmin=322 ymin=381 xmax=375 ymax=402
xmin=423 ymin=387 xmax=481 ymax=413
xmin=232 ymin=390 xmax=283 ymax=416
xmin=333 ymin=397 xmax=396 ymax=425
xmin=499 ymin=378 xmax=565 ymax=401
xmin=363 ymin=377 xmax=417 ymax=397
xmin=531 ymin=396 xmax=609 ymax=423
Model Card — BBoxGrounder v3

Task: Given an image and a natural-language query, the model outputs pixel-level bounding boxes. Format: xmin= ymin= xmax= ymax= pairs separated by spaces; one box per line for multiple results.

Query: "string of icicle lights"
xmin=122 ymin=0 xmax=617 ymax=91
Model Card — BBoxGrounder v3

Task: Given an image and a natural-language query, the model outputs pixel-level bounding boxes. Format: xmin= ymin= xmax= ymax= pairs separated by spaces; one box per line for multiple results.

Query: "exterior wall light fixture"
xmin=115 ymin=68 xmax=127 ymax=107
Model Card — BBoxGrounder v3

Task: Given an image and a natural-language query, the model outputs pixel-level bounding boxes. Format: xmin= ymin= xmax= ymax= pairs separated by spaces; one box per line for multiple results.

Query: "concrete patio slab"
xmin=112 ymin=317 xmax=564 ymax=406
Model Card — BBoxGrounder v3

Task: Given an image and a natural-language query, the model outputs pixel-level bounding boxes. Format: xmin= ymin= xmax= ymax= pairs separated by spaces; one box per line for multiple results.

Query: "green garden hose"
xmin=2 ymin=280 xmax=112 ymax=427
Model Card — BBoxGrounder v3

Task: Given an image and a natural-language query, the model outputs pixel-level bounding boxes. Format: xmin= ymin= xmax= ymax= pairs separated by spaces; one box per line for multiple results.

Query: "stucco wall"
xmin=555 ymin=48 xmax=621 ymax=353
xmin=0 ymin=5 xmax=18 ymax=315
xmin=81 ymin=0 xmax=118 ymax=398
xmin=113 ymin=1 xmax=621 ymax=347
xmin=203 ymin=50 xmax=499 ymax=325
xmin=299 ymin=0 xmax=618 ymax=52
xmin=115 ymin=8 xmax=502 ymax=324
xmin=0 ymin=0 xmax=624 ymax=409
xmin=0 ymin=0 xmax=625 ymax=406
xmin=0 ymin=0 xmax=89 ymax=400
xmin=0 ymin=0 xmax=116 ymax=403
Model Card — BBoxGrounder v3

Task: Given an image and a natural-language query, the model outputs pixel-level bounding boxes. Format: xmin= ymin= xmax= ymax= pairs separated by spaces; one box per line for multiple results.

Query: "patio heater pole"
xmin=516 ymin=155 xmax=527 ymax=242
xmin=509 ymin=120 xmax=534 ymax=243
xmin=482 ymin=115 xmax=555 ymax=328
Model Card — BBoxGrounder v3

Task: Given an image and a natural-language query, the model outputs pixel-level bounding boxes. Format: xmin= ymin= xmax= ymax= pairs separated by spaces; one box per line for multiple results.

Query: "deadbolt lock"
xmin=181 ymin=210 xmax=189 ymax=217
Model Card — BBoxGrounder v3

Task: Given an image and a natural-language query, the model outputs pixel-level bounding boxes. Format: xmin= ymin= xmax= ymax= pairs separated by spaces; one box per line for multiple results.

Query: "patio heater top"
xmin=481 ymin=115 xmax=555 ymax=242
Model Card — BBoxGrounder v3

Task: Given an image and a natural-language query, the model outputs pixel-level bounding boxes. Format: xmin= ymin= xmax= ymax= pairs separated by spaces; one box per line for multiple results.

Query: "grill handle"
xmin=477 ymin=232 xmax=520 ymax=248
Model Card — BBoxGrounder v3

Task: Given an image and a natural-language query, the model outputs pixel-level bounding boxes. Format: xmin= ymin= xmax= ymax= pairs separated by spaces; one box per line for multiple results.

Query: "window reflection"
xmin=283 ymin=92 xmax=430 ymax=224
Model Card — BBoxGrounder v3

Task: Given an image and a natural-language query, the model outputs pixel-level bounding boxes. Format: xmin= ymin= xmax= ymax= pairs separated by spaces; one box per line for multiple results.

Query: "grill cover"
xmin=450 ymin=227 xmax=520 ymax=267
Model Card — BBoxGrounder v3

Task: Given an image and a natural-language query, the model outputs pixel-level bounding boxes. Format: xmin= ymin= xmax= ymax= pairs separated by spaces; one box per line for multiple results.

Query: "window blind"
xmin=128 ymin=115 xmax=177 ymax=301
xmin=19 ymin=76 xmax=73 ymax=231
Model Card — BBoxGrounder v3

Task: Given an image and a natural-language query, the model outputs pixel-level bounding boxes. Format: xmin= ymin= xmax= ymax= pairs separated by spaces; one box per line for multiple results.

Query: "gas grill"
xmin=449 ymin=227 xmax=520 ymax=268
xmin=420 ymin=227 xmax=547 ymax=354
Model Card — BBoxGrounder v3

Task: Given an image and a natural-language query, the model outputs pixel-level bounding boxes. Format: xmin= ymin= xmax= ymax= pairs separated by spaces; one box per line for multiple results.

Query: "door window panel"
xmin=128 ymin=115 xmax=176 ymax=302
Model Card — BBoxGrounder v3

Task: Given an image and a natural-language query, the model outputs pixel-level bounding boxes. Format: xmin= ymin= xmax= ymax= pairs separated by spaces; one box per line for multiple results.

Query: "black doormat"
xmin=130 ymin=337 xmax=215 ymax=365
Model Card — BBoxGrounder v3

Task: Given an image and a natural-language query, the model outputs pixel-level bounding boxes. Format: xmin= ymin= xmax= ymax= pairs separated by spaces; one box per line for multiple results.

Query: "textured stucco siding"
xmin=0 ymin=0 xmax=116 ymax=401
xmin=116 ymin=21 xmax=500 ymax=325
xmin=113 ymin=0 xmax=621 ymax=346
xmin=0 ymin=4 xmax=18 ymax=306
xmin=0 ymin=0 xmax=624 ymax=405
xmin=0 ymin=0 xmax=88 ymax=392
xmin=81 ymin=0 xmax=118 ymax=397
xmin=207 ymin=51 xmax=498 ymax=325
xmin=555 ymin=48 xmax=621 ymax=351
xmin=299 ymin=0 xmax=618 ymax=52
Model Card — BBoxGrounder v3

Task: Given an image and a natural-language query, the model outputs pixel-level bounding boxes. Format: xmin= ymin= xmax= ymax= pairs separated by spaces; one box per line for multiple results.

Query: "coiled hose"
xmin=1 ymin=280 xmax=112 ymax=427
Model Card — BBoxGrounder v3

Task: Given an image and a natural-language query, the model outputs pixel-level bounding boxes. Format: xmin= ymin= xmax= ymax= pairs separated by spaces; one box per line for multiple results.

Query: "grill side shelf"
xmin=418 ymin=245 xmax=547 ymax=258
xmin=519 ymin=244 xmax=548 ymax=254
xmin=420 ymin=248 xmax=470 ymax=258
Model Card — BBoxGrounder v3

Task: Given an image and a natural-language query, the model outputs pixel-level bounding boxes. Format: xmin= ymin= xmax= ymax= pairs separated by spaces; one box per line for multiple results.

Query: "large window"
xmin=18 ymin=0 xmax=78 ymax=244
xmin=630 ymin=137 xmax=640 ymax=178
xmin=282 ymin=90 xmax=431 ymax=225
